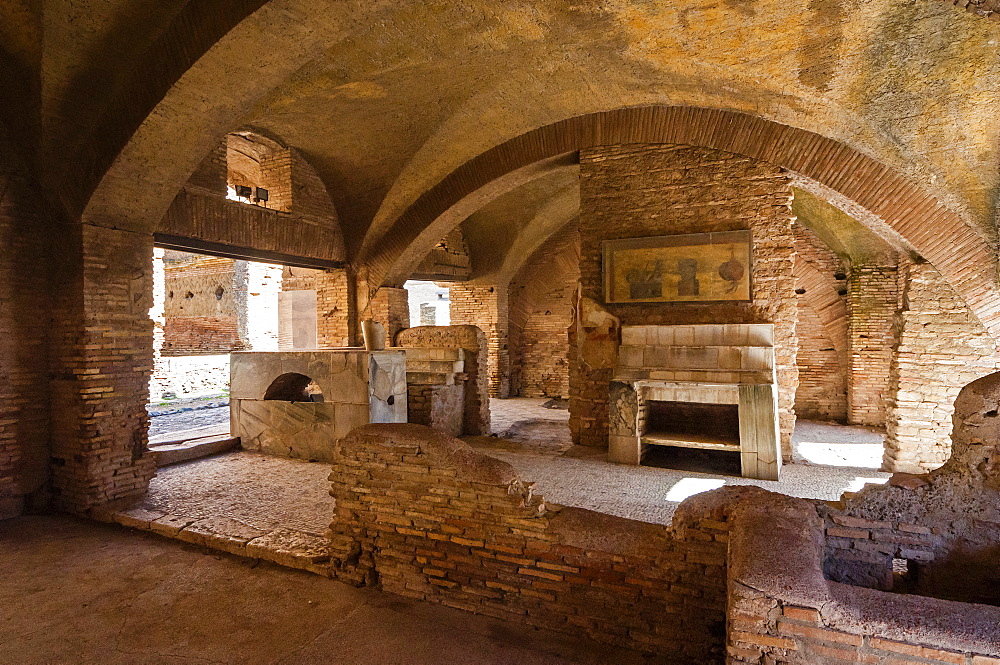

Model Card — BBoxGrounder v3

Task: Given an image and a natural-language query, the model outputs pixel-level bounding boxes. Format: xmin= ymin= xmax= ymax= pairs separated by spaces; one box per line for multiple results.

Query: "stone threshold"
xmin=89 ymin=504 xmax=333 ymax=577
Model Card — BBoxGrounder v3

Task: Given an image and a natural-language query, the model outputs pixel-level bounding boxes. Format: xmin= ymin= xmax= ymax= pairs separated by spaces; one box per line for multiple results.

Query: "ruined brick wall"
xmin=162 ymin=254 xmax=239 ymax=355
xmin=281 ymin=266 xmax=321 ymax=292
xmin=883 ymin=262 xmax=1000 ymax=472
xmin=508 ymin=226 xmax=579 ymax=399
xmin=397 ymin=326 xmax=490 ymax=435
xmin=49 ymin=225 xmax=156 ymax=512
xmin=412 ymin=228 xmax=472 ymax=281
xmin=847 ymin=264 xmax=901 ymax=427
xmin=161 ymin=135 xmax=345 ymax=263
xmin=315 ymin=268 xmax=352 ymax=347
xmin=329 ymin=424 xmax=734 ymax=661
xmin=0 ymin=138 xmax=52 ymax=517
xmin=449 ymin=284 xmax=509 ymax=398
xmin=406 ymin=383 xmax=464 ymax=438
xmin=576 ymin=144 xmax=798 ymax=451
xmin=369 ymin=286 xmax=410 ymax=348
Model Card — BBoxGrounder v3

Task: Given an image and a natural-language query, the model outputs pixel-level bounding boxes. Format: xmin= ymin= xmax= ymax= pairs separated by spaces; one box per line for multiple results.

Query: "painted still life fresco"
xmin=602 ymin=230 xmax=752 ymax=304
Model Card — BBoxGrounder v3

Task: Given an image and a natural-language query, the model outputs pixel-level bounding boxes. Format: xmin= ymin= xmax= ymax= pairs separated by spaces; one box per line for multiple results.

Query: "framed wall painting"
xmin=602 ymin=230 xmax=752 ymax=304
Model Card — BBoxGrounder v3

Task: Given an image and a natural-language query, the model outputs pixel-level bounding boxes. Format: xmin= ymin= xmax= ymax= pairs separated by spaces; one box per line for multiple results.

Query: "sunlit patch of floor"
xmin=480 ymin=399 xmax=892 ymax=526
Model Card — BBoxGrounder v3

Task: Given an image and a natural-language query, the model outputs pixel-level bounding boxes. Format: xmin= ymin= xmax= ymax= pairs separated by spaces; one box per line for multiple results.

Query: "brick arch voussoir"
xmin=366 ymin=106 xmax=1000 ymax=337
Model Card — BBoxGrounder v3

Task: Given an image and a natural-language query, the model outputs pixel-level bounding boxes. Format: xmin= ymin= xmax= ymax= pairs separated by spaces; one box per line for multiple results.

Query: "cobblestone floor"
xmin=148 ymin=395 xmax=231 ymax=442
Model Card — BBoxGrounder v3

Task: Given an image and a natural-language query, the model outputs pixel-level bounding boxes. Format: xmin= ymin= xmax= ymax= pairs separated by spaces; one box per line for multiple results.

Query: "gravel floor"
xmin=144 ymin=397 xmax=890 ymax=530
xmin=479 ymin=398 xmax=889 ymax=525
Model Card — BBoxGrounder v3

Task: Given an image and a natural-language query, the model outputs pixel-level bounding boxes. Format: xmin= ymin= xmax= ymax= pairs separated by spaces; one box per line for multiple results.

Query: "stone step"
xmin=149 ymin=435 xmax=240 ymax=467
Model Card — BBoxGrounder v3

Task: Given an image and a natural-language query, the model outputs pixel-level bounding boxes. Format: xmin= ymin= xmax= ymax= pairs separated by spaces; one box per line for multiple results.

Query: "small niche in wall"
xmin=263 ymin=372 xmax=324 ymax=402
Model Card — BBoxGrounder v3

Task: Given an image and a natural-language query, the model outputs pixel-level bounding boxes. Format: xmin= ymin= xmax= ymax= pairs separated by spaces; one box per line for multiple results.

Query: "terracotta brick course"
xmin=575 ymin=143 xmax=798 ymax=452
xmin=328 ymin=424 xmax=736 ymax=660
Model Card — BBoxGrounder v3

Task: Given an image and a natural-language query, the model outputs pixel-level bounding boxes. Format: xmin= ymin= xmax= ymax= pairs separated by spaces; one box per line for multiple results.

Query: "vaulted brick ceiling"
xmin=3 ymin=0 xmax=1000 ymax=329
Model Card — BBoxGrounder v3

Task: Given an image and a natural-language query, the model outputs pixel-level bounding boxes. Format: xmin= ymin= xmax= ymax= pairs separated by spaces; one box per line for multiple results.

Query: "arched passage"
xmin=362 ymin=106 xmax=1000 ymax=338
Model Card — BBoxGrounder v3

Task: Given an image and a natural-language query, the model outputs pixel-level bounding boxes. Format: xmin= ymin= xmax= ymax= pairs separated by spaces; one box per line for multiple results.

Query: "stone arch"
xmin=263 ymin=372 xmax=323 ymax=402
xmin=361 ymin=106 xmax=1000 ymax=337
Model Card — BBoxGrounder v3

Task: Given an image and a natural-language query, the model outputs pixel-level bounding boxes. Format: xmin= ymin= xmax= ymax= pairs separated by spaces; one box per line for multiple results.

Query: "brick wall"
xmin=576 ymin=144 xmax=798 ymax=452
xmin=883 ymin=262 xmax=1000 ymax=472
xmin=0 ymin=137 xmax=52 ymax=517
xmin=406 ymin=383 xmax=464 ymax=437
xmin=508 ymin=225 xmax=579 ymax=399
xmin=162 ymin=254 xmax=239 ymax=355
xmin=369 ymin=287 xmax=410 ymax=348
xmin=449 ymin=284 xmax=510 ymax=398
xmin=162 ymin=134 xmax=345 ymax=263
xmin=795 ymin=302 xmax=848 ymax=421
xmin=412 ymin=228 xmax=472 ymax=281
xmin=726 ymin=488 xmax=1000 ymax=665
xmin=49 ymin=224 xmax=156 ymax=512
xmin=847 ymin=264 xmax=900 ymax=427
xmin=315 ymin=267 xmax=352 ymax=347
xmin=329 ymin=424 xmax=735 ymax=661
xmin=793 ymin=227 xmax=849 ymax=421
xmin=397 ymin=326 xmax=490 ymax=436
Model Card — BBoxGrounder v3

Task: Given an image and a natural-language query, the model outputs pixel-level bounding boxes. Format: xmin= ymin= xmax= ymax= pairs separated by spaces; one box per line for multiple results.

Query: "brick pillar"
xmin=883 ymin=262 xmax=1000 ymax=472
xmin=846 ymin=264 xmax=900 ymax=427
xmin=49 ymin=224 xmax=157 ymax=512
xmin=315 ymin=267 xmax=354 ymax=347
xmin=449 ymin=283 xmax=510 ymax=398
xmin=368 ymin=286 xmax=410 ymax=347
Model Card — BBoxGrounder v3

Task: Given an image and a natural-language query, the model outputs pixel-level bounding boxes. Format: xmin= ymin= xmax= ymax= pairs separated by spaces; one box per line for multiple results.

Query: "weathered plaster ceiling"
xmin=4 ymin=0 xmax=1000 ymax=329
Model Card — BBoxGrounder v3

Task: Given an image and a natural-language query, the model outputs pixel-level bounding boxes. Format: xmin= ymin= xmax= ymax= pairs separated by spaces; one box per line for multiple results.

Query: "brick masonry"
xmin=369 ymin=286 xmax=410 ymax=348
xmin=412 ymin=228 xmax=471 ymax=281
xmin=449 ymin=284 xmax=510 ymax=398
xmin=163 ymin=135 xmax=345 ymax=264
xmin=793 ymin=224 xmax=849 ymax=421
xmin=161 ymin=253 xmax=240 ymax=355
xmin=508 ymin=224 xmax=580 ymax=399
xmin=883 ymin=261 xmax=1000 ymax=472
xmin=49 ymin=224 xmax=157 ymax=512
xmin=575 ymin=143 xmax=798 ymax=453
xmin=397 ymin=325 xmax=491 ymax=436
xmin=847 ymin=263 xmax=901 ymax=427
xmin=328 ymin=423 xmax=735 ymax=661
xmin=0 ymin=133 xmax=52 ymax=517
xmin=315 ymin=268 xmax=353 ymax=347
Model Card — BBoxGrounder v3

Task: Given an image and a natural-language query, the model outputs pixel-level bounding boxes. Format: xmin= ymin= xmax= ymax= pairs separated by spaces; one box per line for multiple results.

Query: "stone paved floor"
xmin=0 ymin=515 xmax=651 ymax=665
xmin=140 ymin=452 xmax=333 ymax=535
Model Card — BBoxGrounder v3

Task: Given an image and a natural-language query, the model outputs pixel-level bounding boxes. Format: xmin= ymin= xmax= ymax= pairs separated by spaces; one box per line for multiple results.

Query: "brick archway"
xmin=362 ymin=106 xmax=1000 ymax=338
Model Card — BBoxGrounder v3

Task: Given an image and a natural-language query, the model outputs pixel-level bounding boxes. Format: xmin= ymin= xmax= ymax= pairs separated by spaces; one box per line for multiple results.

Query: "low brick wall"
xmin=726 ymin=493 xmax=1000 ymax=665
xmin=328 ymin=423 xmax=739 ymax=660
